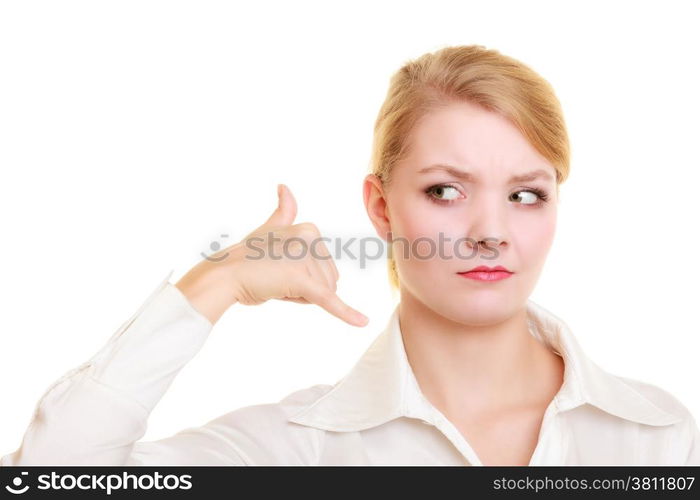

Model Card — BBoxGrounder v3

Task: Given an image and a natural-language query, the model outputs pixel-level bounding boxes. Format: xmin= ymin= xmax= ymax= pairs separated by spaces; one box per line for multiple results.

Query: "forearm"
xmin=1 ymin=271 xmax=214 ymax=465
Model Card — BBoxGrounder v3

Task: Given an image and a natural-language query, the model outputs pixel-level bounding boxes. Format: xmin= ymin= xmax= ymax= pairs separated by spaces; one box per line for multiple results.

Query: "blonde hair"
xmin=368 ymin=44 xmax=571 ymax=292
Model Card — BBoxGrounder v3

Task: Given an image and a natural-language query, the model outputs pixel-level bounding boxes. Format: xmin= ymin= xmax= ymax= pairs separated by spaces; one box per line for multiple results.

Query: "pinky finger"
xmin=302 ymin=280 xmax=369 ymax=327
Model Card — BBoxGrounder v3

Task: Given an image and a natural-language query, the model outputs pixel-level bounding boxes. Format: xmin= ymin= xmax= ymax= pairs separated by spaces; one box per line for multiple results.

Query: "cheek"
xmin=401 ymin=210 xmax=444 ymax=240
xmin=513 ymin=212 xmax=557 ymax=261
xmin=389 ymin=196 xmax=438 ymax=239
xmin=390 ymin=200 xmax=463 ymax=266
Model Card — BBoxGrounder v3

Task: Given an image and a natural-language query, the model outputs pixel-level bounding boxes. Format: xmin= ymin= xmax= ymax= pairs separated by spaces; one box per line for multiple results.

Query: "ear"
xmin=363 ymin=174 xmax=392 ymax=243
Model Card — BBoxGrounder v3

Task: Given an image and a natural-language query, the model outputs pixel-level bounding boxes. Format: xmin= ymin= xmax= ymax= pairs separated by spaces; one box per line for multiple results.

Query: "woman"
xmin=2 ymin=45 xmax=698 ymax=466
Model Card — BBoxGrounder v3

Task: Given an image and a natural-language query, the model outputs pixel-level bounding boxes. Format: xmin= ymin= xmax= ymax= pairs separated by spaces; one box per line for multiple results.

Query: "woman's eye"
xmin=426 ymin=185 xmax=460 ymax=202
xmin=510 ymin=190 xmax=544 ymax=205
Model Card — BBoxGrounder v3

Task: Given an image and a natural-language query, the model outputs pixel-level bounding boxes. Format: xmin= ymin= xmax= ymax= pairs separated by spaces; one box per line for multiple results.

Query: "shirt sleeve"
xmin=0 ymin=270 xmax=246 ymax=465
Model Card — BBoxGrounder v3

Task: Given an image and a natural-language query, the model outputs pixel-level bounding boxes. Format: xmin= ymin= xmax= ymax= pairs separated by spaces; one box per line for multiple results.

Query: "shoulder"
xmin=278 ymin=383 xmax=335 ymax=415
xmin=214 ymin=383 xmax=333 ymax=428
xmin=196 ymin=384 xmax=334 ymax=465
xmin=615 ymin=374 xmax=694 ymax=422
xmin=615 ymin=375 xmax=699 ymax=464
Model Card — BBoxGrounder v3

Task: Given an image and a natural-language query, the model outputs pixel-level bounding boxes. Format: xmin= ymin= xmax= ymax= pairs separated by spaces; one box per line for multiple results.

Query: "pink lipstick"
xmin=457 ymin=265 xmax=513 ymax=282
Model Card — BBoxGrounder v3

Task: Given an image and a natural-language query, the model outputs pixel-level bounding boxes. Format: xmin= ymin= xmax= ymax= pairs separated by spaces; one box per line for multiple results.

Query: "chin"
xmin=424 ymin=289 xmax=523 ymax=327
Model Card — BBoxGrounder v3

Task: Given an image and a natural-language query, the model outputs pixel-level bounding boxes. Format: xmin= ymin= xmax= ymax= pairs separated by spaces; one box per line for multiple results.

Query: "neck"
xmin=398 ymin=290 xmax=563 ymax=420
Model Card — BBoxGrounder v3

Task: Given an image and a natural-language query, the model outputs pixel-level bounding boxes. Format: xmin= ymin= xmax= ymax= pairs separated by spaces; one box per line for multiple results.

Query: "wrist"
xmin=175 ymin=257 xmax=239 ymax=326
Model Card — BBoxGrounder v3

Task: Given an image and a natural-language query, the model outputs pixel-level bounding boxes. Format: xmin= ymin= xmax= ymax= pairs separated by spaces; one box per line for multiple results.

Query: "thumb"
xmin=260 ymin=183 xmax=297 ymax=230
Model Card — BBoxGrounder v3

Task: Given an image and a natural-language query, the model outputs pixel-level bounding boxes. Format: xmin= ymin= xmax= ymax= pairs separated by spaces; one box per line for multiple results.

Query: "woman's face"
xmin=364 ymin=100 xmax=559 ymax=326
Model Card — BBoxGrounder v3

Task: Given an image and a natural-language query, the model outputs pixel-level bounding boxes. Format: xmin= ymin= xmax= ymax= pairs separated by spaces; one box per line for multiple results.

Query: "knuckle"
xmin=286 ymin=240 xmax=305 ymax=255
xmin=296 ymin=221 xmax=319 ymax=237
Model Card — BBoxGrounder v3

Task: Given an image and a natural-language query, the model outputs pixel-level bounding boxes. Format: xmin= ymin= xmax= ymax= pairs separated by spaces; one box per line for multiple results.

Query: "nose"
xmin=463 ymin=195 xmax=508 ymax=252
xmin=466 ymin=236 xmax=504 ymax=251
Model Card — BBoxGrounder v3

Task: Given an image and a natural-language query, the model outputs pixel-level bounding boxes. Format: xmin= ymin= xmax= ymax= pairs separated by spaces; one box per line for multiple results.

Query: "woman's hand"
xmin=175 ymin=184 xmax=369 ymax=328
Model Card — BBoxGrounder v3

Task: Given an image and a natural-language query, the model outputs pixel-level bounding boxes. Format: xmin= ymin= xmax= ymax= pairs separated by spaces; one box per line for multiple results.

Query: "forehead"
xmin=401 ymin=100 xmax=554 ymax=179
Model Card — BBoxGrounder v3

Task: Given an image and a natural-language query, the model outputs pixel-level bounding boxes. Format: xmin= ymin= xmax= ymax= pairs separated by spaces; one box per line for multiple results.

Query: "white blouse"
xmin=1 ymin=271 xmax=698 ymax=466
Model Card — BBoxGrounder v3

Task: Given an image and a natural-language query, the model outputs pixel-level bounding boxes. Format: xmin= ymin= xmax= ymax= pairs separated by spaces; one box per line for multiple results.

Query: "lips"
xmin=457 ymin=265 xmax=514 ymax=282
xmin=461 ymin=265 xmax=513 ymax=273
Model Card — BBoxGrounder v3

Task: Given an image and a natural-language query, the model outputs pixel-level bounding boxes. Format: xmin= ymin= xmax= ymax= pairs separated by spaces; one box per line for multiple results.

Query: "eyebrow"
xmin=418 ymin=164 xmax=555 ymax=183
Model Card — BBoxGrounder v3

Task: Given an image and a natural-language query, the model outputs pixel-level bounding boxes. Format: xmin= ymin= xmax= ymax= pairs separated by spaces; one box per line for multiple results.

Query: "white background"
xmin=1 ymin=0 xmax=698 ymax=454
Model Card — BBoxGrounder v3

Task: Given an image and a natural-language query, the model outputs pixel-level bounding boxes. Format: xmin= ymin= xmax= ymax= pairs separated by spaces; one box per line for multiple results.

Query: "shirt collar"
xmin=286 ymin=300 xmax=683 ymax=431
